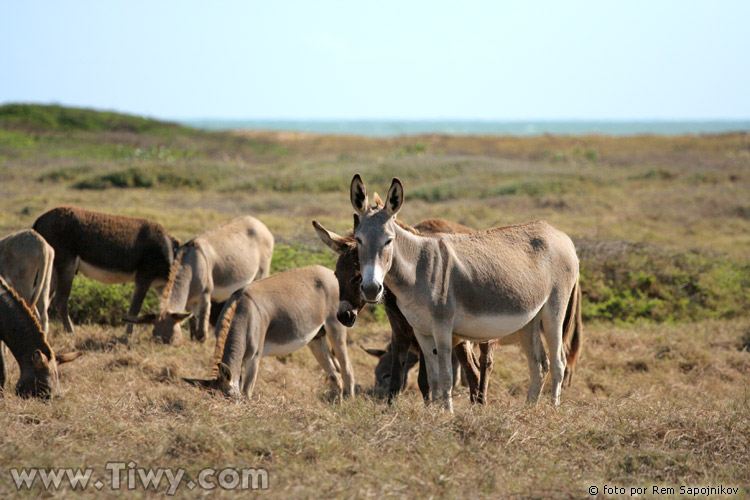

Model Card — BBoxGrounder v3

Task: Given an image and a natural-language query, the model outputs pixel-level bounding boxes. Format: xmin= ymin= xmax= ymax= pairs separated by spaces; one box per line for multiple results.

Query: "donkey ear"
xmin=350 ymin=174 xmax=369 ymax=214
xmin=353 ymin=213 xmax=360 ymax=230
xmin=123 ymin=313 xmax=158 ymax=324
xmin=32 ymin=350 xmax=49 ymax=370
xmin=216 ymin=362 xmax=232 ymax=385
xmin=312 ymin=220 xmax=347 ymax=254
xmin=361 ymin=346 xmax=387 ymax=358
xmin=170 ymin=312 xmax=192 ymax=323
xmin=385 ymin=178 xmax=404 ymax=217
xmin=56 ymin=351 xmax=83 ymax=365
xmin=183 ymin=377 xmax=216 ymax=390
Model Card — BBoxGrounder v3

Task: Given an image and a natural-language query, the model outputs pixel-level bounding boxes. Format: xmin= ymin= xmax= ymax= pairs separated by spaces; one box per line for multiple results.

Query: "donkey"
xmin=126 ymin=216 xmax=274 ymax=345
xmin=33 ymin=206 xmax=181 ymax=335
xmin=314 ymin=215 xmax=500 ymax=404
xmin=184 ymin=265 xmax=355 ymax=399
xmin=344 ymin=174 xmax=582 ymax=412
xmin=0 ymin=276 xmax=81 ymax=398
xmin=0 ymin=229 xmax=55 ymax=333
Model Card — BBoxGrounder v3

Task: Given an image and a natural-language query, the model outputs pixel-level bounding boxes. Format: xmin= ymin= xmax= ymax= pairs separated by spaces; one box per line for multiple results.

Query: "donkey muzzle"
xmin=360 ymin=282 xmax=383 ymax=303
xmin=337 ymin=301 xmax=358 ymax=327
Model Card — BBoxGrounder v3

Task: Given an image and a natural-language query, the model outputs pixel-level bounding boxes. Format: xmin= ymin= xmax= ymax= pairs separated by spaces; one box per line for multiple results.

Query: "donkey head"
xmin=125 ymin=312 xmax=191 ymax=345
xmin=312 ymin=219 xmax=366 ymax=327
xmin=183 ymin=362 xmax=240 ymax=399
xmin=15 ymin=350 xmax=81 ymax=399
xmin=349 ymin=174 xmax=403 ymax=303
xmin=362 ymin=344 xmax=419 ymax=396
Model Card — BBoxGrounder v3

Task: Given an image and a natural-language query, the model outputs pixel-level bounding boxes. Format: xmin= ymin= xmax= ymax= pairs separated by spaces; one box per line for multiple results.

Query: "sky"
xmin=2 ymin=1 xmax=749 ymax=121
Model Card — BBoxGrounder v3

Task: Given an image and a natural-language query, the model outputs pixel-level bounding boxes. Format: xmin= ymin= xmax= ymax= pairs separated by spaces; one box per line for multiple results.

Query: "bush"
xmin=68 ymin=276 xmax=160 ymax=326
xmin=577 ymin=239 xmax=750 ymax=323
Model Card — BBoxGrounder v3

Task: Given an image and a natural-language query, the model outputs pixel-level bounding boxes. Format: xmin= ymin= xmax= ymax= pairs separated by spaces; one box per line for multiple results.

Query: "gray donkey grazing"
xmin=127 ymin=216 xmax=274 ymax=345
xmin=184 ymin=265 xmax=355 ymax=399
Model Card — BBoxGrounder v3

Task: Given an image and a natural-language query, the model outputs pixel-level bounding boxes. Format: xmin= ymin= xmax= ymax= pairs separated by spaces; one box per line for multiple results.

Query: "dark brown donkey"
xmin=33 ymin=207 xmax=180 ymax=335
xmin=0 ymin=276 xmax=80 ymax=398
xmin=314 ymin=213 xmax=498 ymax=404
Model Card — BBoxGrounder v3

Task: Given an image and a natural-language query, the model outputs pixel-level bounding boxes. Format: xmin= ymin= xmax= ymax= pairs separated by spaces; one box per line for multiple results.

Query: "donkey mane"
xmin=159 ymin=240 xmax=194 ymax=310
xmin=211 ymin=297 xmax=240 ymax=377
xmin=0 ymin=276 xmax=53 ymax=358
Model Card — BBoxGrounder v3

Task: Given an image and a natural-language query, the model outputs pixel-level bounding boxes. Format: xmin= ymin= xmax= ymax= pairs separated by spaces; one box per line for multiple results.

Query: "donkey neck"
xmin=161 ymin=245 xmax=200 ymax=313
xmin=0 ymin=288 xmax=52 ymax=368
xmin=384 ymin=222 xmax=439 ymax=294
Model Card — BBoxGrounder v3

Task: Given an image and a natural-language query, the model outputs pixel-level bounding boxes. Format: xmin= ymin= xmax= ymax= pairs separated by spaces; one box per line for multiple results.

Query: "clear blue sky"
xmin=2 ymin=1 xmax=749 ymax=120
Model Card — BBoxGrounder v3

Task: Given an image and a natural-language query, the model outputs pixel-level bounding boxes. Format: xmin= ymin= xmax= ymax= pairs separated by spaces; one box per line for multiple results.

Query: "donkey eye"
xmin=355 ymin=237 xmax=363 ymax=245
xmin=384 ymin=238 xmax=393 ymax=246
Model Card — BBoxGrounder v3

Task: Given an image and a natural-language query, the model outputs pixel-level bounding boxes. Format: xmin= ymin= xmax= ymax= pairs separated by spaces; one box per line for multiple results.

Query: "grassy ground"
xmin=0 ymin=105 xmax=749 ymax=498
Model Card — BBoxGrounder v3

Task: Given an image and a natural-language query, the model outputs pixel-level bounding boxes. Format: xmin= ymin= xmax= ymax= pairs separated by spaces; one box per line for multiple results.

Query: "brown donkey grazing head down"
xmin=0 ymin=276 xmax=81 ymax=399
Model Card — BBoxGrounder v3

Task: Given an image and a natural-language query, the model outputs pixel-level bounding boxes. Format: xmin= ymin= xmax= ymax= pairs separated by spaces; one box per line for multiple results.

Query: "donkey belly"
xmin=78 ymin=259 xmax=135 ymax=284
xmin=453 ymin=307 xmax=542 ymax=341
xmin=262 ymin=323 xmax=323 ymax=357
xmin=212 ymin=279 xmax=253 ymax=302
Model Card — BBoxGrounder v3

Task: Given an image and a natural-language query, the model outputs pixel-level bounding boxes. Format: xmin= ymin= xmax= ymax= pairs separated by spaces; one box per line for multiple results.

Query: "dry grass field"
xmin=0 ymin=105 xmax=749 ymax=498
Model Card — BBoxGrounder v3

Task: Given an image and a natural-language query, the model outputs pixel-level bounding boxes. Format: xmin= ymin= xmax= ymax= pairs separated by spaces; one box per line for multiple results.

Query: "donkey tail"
xmin=562 ymin=277 xmax=583 ymax=387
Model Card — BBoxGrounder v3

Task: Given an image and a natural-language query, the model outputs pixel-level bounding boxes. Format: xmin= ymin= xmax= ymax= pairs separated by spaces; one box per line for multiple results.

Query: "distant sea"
xmin=183 ymin=119 xmax=750 ymax=137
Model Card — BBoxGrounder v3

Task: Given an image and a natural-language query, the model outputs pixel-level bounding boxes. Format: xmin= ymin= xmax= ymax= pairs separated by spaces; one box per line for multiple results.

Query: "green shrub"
xmin=74 ymin=167 xmax=155 ymax=189
xmin=68 ymin=276 xmax=160 ymax=326
xmin=270 ymin=243 xmax=337 ymax=274
xmin=578 ymin=239 xmax=750 ymax=323
xmin=37 ymin=165 xmax=93 ymax=183
xmin=73 ymin=166 xmax=218 ymax=190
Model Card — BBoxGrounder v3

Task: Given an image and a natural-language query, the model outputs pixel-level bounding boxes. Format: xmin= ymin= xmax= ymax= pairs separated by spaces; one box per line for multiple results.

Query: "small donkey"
xmin=184 ymin=265 xmax=355 ymax=399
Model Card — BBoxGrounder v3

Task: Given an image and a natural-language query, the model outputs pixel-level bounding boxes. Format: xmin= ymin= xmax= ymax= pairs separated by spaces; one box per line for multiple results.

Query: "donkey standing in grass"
xmin=0 ymin=229 xmax=55 ymax=333
xmin=314 ymin=214 xmax=500 ymax=404
xmin=0 ymin=276 xmax=80 ymax=398
xmin=344 ymin=174 xmax=582 ymax=412
xmin=33 ymin=206 xmax=180 ymax=335
xmin=126 ymin=216 xmax=274 ymax=345
xmin=184 ymin=265 xmax=355 ymax=399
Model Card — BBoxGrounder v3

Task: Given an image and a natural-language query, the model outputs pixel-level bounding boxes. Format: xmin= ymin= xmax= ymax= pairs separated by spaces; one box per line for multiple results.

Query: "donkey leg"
xmin=434 ymin=329 xmax=455 ymax=412
xmin=52 ymin=257 xmax=77 ymax=334
xmin=413 ymin=331 xmax=438 ymax=405
xmin=194 ymin=292 xmax=211 ymax=342
xmin=37 ymin=270 xmax=52 ymax=335
xmin=386 ymin=307 xmax=412 ymax=403
xmin=454 ymin=341 xmax=481 ymax=403
xmin=307 ymin=336 xmax=343 ymax=395
xmin=477 ymin=341 xmax=495 ymax=405
xmin=325 ymin=319 xmax=355 ymax=396
xmin=240 ymin=352 xmax=262 ymax=399
xmin=415 ymin=328 xmax=454 ymax=412
xmin=541 ymin=294 xmax=567 ymax=406
xmin=417 ymin=350 xmax=430 ymax=403
xmin=125 ymin=274 xmax=152 ymax=336
xmin=0 ymin=344 xmax=5 ymax=391
xmin=520 ymin=321 xmax=546 ymax=405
